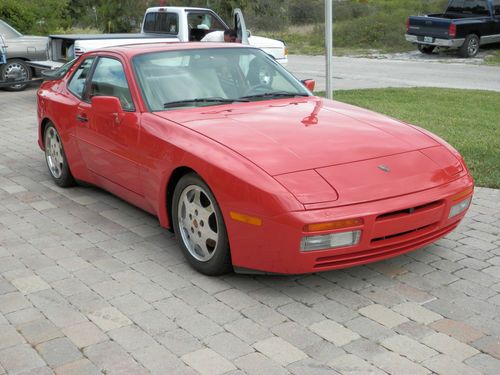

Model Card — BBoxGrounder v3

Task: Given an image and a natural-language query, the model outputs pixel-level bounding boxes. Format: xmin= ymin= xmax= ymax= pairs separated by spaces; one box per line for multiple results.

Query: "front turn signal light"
xmin=451 ymin=186 xmax=473 ymax=202
xmin=304 ymin=218 xmax=363 ymax=233
xmin=230 ymin=211 xmax=262 ymax=226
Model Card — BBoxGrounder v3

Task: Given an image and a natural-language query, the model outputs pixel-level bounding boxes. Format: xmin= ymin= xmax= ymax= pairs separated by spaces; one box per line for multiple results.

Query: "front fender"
xmin=138 ymin=113 xmax=304 ymax=230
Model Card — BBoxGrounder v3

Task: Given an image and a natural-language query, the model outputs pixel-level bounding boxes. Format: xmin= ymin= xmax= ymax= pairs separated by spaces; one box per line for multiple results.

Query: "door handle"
xmin=76 ymin=115 xmax=88 ymax=123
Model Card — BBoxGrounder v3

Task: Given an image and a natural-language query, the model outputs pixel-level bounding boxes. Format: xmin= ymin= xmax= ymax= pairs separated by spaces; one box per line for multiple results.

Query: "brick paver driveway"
xmin=0 ymin=88 xmax=499 ymax=375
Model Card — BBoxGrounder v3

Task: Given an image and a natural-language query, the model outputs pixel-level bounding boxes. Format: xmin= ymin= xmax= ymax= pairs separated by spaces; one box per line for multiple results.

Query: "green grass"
xmin=323 ymin=88 xmax=500 ymax=188
xmin=258 ymin=0 xmax=447 ymax=55
xmin=485 ymin=50 xmax=500 ymax=66
xmin=261 ymin=28 xmax=414 ymax=56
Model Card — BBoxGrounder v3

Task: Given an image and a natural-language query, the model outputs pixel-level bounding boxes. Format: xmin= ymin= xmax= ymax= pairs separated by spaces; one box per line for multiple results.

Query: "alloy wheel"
xmin=177 ymin=184 xmax=219 ymax=262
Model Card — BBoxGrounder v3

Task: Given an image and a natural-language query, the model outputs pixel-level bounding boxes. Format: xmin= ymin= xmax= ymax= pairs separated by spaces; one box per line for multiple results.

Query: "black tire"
xmin=172 ymin=173 xmax=232 ymax=275
xmin=44 ymin=123 xmax=76 ymax=187
xmin=459 ymin=34 xmax=480 ymax=58
xmin=0 ymin=59 xmax=32 ymax=91
xmin=417 ymin=44 xmax=435 ymax=54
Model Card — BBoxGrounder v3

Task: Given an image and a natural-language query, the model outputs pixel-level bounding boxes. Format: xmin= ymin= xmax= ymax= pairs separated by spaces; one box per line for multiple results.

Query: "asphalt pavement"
xmin=287 ymin=54 xmax=500 ymax=92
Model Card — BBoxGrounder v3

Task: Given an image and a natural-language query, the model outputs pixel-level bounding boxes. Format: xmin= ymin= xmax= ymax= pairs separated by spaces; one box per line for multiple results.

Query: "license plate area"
xmin=424 ymin=36 xmax=434 ymax=43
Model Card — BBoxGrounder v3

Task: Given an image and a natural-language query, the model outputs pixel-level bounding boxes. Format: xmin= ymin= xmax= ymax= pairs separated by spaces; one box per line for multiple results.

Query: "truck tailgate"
xmin=408 ymin=16 xmax=452 ymax=38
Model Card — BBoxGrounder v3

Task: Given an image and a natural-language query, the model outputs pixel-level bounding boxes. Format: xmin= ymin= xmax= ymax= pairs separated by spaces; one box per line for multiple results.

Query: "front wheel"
xmin=172 ymin=173 xmax=232 ymax=275
xmin=459 ymin=34 xmax=480 ymax=58
xmin=44 ymin=123 xmax=75 ymax=187
xmin=417 ymin=44 xmax=435 ymax=55
xmin=0 ymin=59 xmax=31 ymax=91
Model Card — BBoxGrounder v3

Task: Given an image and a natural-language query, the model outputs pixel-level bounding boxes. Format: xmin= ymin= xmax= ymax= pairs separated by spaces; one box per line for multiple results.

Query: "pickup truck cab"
xmin=406 ymin=0 xmax=500 ymax=57
xmin=141 ymin=7 xmax=288 ymax=64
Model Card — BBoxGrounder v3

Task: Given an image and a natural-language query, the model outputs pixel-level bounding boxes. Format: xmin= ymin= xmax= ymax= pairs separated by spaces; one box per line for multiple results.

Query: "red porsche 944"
xmin=37 ymin=43 xmax=474 ymax=275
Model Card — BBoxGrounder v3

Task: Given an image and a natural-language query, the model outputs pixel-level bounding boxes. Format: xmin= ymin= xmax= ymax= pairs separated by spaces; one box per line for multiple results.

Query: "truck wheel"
xmin=417 ymin=45 xmax=435 ymax=54
xmin=459 ymin=34 xmax=480 ymax=58
xmin=0 ymin=59 xmax=32 ymax=91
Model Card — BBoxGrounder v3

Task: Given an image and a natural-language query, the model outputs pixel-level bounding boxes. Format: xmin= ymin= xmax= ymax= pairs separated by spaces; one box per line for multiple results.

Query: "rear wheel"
xmin=172 ymin=173 xmax=232 ymax=275
xmin=44 ymin=123 xmax=75 ymax=187
xmin=0 ymin=59 xmax=31 ymax=91
xmin=459 ymin=34 xmax=480 ymax=58
xmin=417 ymin=44 xmax=435 ymax=54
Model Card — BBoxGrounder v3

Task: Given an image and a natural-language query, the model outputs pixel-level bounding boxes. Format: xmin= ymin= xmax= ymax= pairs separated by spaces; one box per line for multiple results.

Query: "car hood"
xmin=14 ymin=35 xmax=48 ymax=43
xmin=158 ymin=97 xmax=440 ymax=176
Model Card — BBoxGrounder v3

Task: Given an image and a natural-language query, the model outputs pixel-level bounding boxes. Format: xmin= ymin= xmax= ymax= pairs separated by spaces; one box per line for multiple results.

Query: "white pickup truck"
xmin=33 ymin=6 xmax=287 ymax=70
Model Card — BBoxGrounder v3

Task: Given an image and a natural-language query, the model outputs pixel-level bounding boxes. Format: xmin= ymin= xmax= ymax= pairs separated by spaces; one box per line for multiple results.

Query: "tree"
xmin=97 ymin=0 xmax=153 ymax=33
xmin=0 ymin=0 xmax=69 ymax=35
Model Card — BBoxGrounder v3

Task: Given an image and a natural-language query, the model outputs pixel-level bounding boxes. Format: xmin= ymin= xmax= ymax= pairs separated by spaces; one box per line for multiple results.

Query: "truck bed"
xmin=49 ymin=33 xmax=177 ymax=40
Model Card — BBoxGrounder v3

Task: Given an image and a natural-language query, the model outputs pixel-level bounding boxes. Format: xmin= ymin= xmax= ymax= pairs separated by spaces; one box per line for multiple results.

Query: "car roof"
xmin=145 ymin=6 xmax=214 ymax=12
xmin=92 ymin=42 xmax=252 ymax=58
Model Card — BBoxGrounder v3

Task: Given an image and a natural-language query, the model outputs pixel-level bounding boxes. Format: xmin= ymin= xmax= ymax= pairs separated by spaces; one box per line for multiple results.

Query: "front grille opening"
xmin=376 ymin=200 xmax=443 ymax=221
xmin=371 ymin=223 xmax=435 ymax=243
xmin=313 ymin=222 xmax=458 ymax=270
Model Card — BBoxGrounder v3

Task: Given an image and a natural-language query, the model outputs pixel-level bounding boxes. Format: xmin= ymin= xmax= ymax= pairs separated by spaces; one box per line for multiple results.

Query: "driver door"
xmin=75 ymin=56 xmax=143 ymax=195
xmin=233 ymin=9 xmax=249 ymax=45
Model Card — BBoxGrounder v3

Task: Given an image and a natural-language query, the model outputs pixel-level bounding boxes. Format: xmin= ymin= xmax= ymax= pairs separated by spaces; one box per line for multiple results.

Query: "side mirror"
xmin=91 ymin=96 xmax=124 ymax=123
xmin=247 ymin=30 xmax=252 ymax=38
xmin=301 ymin=79 xmax=315 ymax=92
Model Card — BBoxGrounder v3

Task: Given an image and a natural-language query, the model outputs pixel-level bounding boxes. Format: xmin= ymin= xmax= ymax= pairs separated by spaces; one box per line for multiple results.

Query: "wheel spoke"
xmin=199 ymin=228 xmax=218 ymax=252
xmin=192 ymin=189 xmax=202 ymax=208
xmin=194 ymin=241 xmax=210 ymax=259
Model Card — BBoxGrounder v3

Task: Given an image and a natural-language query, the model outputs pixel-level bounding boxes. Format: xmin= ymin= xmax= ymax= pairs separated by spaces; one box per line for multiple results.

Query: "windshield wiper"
xmin=164 ymin=97 xmax=249 ymax=109
xmin=240 ymin=92 xmax=309 ymax=100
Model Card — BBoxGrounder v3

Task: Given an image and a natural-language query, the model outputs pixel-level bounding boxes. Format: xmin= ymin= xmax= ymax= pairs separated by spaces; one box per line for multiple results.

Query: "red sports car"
xmin=37 ymin=43 xmax=474 ymax=275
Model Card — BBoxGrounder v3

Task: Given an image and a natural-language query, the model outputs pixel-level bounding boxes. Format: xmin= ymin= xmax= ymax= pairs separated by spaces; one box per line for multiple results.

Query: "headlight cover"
xmin=301 ymin=230 xmax=362 ymax=252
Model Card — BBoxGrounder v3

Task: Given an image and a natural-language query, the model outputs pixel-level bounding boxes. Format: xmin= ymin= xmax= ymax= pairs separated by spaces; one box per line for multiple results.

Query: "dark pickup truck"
xmin=406 ymin=0 xmax=500 ymax=57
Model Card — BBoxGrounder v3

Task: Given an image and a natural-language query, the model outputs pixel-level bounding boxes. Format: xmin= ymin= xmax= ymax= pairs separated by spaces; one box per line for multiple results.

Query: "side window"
xmin=143 ymin=12 xmax=178 ymax=34
xmin=188 ymin=12 xmax=225 ymax=41
xmin=143 ymin=13 xmax=156 ymax=32
xmin=494 ymin=0 xmax=500 ymax=15
xmin=67 ymin=57 xmax=94 ymax=98
xmin=90 ymin=57 xmax=134 ymax=111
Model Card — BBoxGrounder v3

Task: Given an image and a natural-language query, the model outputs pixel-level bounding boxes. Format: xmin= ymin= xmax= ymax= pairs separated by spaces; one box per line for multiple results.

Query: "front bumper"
xmin=405 ymin=34 xmax=465 ymax=48
xmin=229 ymin=173 xmax=473 ymax=274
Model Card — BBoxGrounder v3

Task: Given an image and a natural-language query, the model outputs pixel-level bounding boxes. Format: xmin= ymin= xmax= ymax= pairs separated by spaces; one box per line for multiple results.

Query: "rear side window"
xmin=143 ymin=12 xmax=179 ymax=34
xmin=494 ymin=0 xmax=500 ymax=15
xmin=68 ymin=57 xmax=95 ymax=98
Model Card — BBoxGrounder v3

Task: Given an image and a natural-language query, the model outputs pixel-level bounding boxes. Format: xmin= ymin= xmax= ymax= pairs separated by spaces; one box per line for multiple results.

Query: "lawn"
xmin=328 ymin=88 xmax=500 ymax=188
xmin=485 ymin=50 xmax=500 ymax=66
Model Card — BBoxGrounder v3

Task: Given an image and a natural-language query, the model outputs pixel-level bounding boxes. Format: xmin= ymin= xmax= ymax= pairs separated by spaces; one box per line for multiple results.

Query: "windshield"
xmin=0 ymin=20 xmax=22 ymax=39
xmin=446 ymin=0 xmax=490 ymax=15
xmin=133 ymin=47 xmax=310 ymax=111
